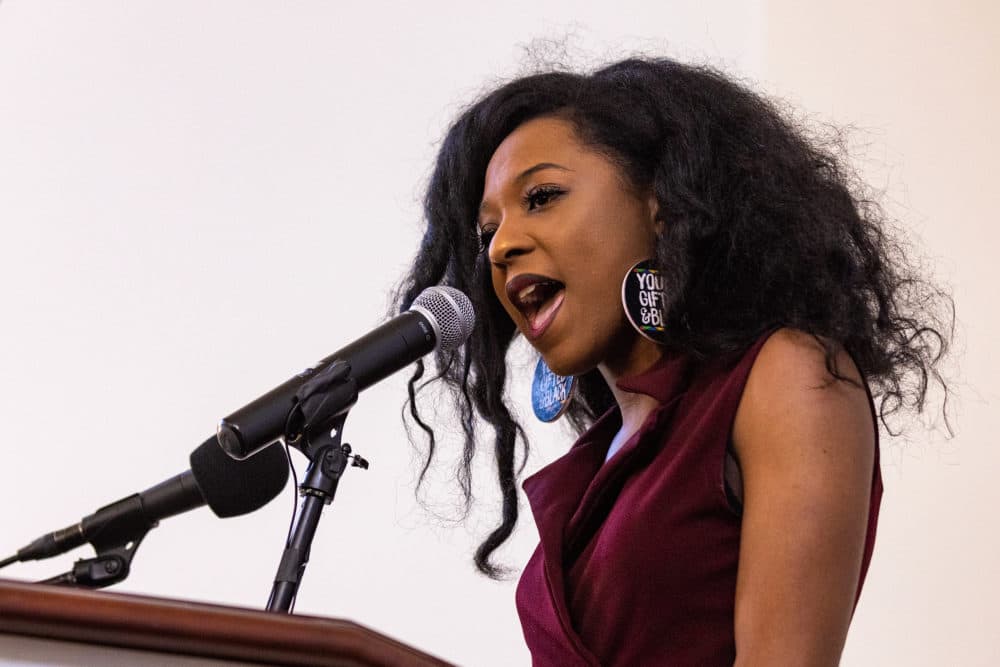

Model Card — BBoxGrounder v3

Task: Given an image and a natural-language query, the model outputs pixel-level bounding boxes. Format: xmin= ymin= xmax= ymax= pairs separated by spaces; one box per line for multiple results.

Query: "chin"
xmin=539 ymin=343 xmax=602 ymax=379
xmin=541 ymin=359 xmax=577 ymax=378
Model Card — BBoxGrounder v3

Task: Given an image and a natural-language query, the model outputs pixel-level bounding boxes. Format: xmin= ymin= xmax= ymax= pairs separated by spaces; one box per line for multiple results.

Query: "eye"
xmin=524 ymin=185 xmax=565 ymax=211
xmin=477 ymin=224 xmax=498 ymax=254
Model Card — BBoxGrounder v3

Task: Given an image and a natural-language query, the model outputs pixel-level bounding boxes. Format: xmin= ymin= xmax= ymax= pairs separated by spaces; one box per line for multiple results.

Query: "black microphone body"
xmin=83 ymin=471 xmax=205 ymax=551
xmin=217 ymin=309 xmax=437 ymax=460
xmin=16 ymin=471 xmax=204 ymax=561
xmin=11 ymin=438 xmax=288 ymax=563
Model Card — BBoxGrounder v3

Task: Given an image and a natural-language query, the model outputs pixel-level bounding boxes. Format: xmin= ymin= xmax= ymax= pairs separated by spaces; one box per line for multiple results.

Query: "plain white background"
xmin=0 ymin=2 xmax=995 ymax=665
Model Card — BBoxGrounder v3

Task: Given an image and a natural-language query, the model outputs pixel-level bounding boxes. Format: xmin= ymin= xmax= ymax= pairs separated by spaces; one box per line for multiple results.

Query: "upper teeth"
xmin=518 ymin=284 xmax=543 ymax=305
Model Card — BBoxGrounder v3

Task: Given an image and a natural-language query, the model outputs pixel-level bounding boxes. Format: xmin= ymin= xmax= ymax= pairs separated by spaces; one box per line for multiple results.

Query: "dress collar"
xmin=613 ymin=349 xmax=693 ymax=404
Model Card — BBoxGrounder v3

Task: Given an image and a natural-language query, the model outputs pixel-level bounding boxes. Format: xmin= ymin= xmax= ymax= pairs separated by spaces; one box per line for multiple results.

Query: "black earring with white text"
xmin=531 ymin=356 xmax=576 ymax=422
xmin=621 ymin=260 xmax=668 ymax=344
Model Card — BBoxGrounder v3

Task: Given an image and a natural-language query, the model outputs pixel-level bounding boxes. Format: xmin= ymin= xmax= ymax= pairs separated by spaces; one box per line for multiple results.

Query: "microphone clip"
xmin=39 ymin=532 xmax=147 ymax=590
xmin=284 ymin=360 xmax=358 ymax=453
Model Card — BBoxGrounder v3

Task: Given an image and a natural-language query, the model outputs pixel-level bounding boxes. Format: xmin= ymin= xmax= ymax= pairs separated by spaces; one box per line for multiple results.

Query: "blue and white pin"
xmin=531 ymin=357 xmax=576 ymax=422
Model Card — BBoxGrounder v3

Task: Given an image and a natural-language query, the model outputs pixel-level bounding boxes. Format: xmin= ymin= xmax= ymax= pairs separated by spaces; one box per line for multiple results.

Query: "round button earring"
xmin=531 ymin=356 xmax=576 ymax=422
xmin=621 ymin=259 xmax=668 ymax=344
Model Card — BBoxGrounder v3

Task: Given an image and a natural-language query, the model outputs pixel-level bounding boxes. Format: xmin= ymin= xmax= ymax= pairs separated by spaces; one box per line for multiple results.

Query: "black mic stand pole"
xmin=265 ymin=411 xmax=368 ymax=613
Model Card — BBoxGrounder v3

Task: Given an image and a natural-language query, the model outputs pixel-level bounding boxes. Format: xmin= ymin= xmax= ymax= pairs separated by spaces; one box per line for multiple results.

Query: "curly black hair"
xmin=393 ymin=56 xmax=953 ymax=578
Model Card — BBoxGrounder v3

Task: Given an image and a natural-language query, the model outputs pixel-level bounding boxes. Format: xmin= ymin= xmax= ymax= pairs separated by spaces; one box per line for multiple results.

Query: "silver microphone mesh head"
xmin=411 ymin=286 xmax=475 ymax=352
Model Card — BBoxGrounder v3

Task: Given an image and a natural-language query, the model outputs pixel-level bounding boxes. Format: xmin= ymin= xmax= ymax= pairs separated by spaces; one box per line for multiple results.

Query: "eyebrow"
xmin=478 ymin=162 xmax=573 ymax=216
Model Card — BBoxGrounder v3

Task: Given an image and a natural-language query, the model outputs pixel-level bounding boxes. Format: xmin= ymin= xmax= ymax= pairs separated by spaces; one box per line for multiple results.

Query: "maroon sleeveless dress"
xmin=515 ymin=331 xmax=883 ymax=666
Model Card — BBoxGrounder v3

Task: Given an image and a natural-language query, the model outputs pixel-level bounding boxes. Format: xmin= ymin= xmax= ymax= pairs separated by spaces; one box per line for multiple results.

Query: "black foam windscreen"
xmin=188 ymin=436 xmax=289 ymax=518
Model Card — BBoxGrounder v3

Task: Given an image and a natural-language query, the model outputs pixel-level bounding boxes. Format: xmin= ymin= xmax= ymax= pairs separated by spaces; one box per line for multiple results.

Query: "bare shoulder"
xmin=733 ymin=327 xmax=873 ymax=462
xmin=750 ymin=327 xmax=864 ymax=392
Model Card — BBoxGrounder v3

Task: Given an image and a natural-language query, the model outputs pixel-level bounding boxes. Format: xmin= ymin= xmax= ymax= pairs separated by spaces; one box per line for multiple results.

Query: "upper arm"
xmin=731 ymin=329 xmax=875 ymax=667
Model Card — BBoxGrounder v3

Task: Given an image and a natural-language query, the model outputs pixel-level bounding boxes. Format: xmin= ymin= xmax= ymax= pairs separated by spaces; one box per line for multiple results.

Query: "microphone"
xmin=6 ymin=437 xmax=289 ymax=563
xmin=216 ymin=286 xmax=474 ymax=460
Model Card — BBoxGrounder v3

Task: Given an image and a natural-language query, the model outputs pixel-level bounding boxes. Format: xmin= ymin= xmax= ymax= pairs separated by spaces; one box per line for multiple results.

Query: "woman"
xmin=395 ymin=57 xmax=950 ymax=665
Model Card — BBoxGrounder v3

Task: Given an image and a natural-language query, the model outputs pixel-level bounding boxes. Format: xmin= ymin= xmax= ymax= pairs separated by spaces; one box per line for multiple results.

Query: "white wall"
xmin=1 ymin=2 xmax=994 ymax=665
xmin=763 ymin=3 xmax=999 ymax=666
xmin=0 ymin=2 xmax=763 ymax=666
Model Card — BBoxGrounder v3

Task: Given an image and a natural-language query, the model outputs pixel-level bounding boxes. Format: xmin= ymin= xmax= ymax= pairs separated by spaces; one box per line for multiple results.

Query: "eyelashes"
xmin=523 ymin=184 xmax=564 ymax=210
xmin=477 ymin=225 xmax=498 ymax=254
xmin=476 ymin=185 xmax=566 ymax=254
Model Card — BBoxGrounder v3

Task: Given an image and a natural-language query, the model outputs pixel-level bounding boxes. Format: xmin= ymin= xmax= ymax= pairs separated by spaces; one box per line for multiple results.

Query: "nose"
xmin=487 ymin=214 xmax=535 ymax=266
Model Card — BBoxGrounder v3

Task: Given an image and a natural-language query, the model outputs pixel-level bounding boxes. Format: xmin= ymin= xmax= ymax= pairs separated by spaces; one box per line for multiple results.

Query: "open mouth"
xmin=506 ymin=275 xmax=566 ymax=339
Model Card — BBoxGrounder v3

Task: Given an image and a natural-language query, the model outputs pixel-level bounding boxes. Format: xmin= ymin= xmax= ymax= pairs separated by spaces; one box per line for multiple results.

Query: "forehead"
xmin=483 ymin=116 xmax=584 ymax=189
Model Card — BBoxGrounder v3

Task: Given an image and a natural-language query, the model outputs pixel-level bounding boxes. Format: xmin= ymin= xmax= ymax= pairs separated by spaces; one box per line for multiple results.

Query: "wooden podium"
xmin=0 ymin=578 xmax=453 ymax=666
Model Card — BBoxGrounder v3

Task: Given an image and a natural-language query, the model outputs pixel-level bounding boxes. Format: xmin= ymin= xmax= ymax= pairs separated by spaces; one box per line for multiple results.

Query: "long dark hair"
xmin=393 ymin=57 xmax=953 ymax=577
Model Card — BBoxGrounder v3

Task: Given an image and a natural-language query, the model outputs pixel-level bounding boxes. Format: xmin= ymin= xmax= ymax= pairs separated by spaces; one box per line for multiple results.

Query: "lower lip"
xmin=526 ymin=291 xmax=565 ymax=341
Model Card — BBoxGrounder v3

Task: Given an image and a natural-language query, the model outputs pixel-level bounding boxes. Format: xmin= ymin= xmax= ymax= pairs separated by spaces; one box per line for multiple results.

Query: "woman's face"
xmin=480 ymin=116 xmax=661 ymax=377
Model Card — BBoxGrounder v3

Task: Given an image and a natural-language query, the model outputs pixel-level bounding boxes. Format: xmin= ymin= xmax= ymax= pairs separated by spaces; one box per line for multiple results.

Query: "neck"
xmin=597 ymin=335 xmax=664 ymax=433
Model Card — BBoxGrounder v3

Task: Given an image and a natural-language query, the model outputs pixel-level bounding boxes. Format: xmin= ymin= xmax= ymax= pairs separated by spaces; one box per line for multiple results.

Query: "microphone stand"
xmin=265 ymin=406 xmax=368 ymax=613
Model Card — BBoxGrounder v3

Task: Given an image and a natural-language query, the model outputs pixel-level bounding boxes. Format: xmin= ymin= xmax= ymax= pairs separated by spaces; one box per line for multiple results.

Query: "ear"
xmin=647 ymin=193 xmax=664 ymax=234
